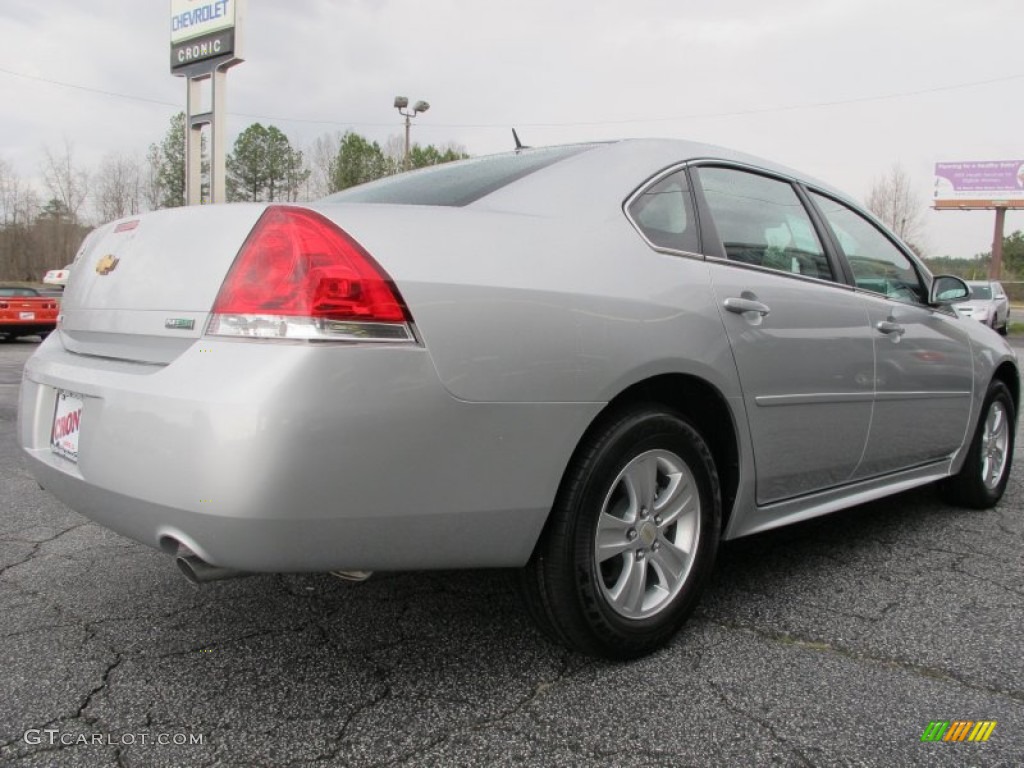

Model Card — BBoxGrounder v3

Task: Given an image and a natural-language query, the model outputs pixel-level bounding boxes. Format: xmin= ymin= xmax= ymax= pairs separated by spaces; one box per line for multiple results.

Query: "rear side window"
xmin=322 ymin=145 xmax=593 ymax=207
xmin=627 ymin=170 xmax=699 ymax=253
xmin=810 ymin=192 xmax=925 ymax=305
xmin=697 ymin=167 xmax=832 ymax=281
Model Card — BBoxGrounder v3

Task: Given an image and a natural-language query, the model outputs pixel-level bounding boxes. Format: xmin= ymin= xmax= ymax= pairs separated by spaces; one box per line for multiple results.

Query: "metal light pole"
xmin=393 ymin=96 xmax=430 ymax=170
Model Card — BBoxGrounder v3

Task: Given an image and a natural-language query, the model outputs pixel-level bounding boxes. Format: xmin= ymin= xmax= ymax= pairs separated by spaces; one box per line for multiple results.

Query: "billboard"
xmin=170 ymin=0 xmax=242 ymax=71
xmin=933 ymin=160 xmax=1024 ymax=209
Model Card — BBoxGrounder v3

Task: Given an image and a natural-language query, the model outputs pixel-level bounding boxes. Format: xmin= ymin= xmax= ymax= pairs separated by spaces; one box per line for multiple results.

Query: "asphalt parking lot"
xmin=1 ymin=338 xmax=1022 ymax=767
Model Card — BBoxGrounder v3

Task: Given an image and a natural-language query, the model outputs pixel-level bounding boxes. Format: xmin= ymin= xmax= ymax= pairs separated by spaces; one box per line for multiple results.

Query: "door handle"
xmin=723 ymin=297 xmax=771 ymax=317
xmin=875 ymin=320 xmax=905 ymax=337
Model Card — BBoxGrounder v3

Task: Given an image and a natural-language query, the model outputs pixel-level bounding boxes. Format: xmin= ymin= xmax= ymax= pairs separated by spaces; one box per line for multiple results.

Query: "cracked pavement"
xmin=2 ymin=339 xmax=1022 ymax=767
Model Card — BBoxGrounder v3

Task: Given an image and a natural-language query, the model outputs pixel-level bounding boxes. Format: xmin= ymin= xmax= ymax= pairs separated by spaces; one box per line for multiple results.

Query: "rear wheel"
xmin=940 ymin=380 xmax=1015 ymax=508
xmin=520 ymin=406 xmax=720 ymax=659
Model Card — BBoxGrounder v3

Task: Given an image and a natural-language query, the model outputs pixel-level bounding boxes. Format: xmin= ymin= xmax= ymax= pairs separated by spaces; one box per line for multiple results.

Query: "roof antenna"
xmin=512 ymin=128 xmax=529 ymax=151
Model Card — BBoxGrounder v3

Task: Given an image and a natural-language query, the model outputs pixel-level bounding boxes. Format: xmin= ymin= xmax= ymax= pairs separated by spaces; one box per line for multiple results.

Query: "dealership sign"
xmin=934 ymin=161 xmax=1024 ymax=209
xmin=170 ymin=0 xmax=241 ymax=71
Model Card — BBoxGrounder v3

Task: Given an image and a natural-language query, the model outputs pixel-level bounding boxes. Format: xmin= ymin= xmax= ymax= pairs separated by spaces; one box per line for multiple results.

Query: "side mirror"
xmin=929 ymin=275 xmax=970 ymax=306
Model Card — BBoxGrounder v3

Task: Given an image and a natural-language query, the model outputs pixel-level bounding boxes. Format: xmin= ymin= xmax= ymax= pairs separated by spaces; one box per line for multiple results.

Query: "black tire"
xmin=940 ymin=380 xmax=1015 ymax=508
xmin=998 ymin=323 xmax=1008 ymax=337
xmin=520 ymin=406 xmax=721 ymax=659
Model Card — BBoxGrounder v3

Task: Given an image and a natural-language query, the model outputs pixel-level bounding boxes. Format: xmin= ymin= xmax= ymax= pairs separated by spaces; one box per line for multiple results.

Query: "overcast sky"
xmin=2 ymin=0 xmax=1022 ymax=259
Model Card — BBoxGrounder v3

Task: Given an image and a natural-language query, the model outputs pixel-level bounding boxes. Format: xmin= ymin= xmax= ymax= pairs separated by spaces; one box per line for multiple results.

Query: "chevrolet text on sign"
xmin=169 ymin=0 xmax=240 ymax=70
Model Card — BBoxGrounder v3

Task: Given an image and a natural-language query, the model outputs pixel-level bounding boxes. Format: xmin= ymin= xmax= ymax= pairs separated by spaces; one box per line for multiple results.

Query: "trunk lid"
xmin=59 ymin=204 xmax=266 ymax=363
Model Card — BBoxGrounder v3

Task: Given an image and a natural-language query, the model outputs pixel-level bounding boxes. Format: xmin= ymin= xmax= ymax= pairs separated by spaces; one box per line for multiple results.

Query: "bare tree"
xmin=866 ymin=163 xmax=925 ymax=252
xmin=41 ymin=138 xmax=90 ymax=224
xmin=141 ymin=144 xmax=164 ymax=211
xmin=303 ymin=132 xmax=344 ymax=199
xmin=0 ymin=158 xmax=44 ymax=280
xmin=96 ymin=152 xmax=141 ymax=223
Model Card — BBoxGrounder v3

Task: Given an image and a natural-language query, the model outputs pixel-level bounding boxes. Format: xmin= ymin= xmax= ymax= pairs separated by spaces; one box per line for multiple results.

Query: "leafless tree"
xmin=96 ymin=152 xmax=142 ymax=223
xmin=0 ymin=158 xmax=44 ymax=280
xmin=866 ymin=163 xmax=925 ymax=252
xmin=383 ymin=134 xmax=405 ymax=169
xmin=303 ymin=132 xmax=342 ymax=200
xmin=141 ymin=144 xmax=163 ymax=211
xmin=41 ymin=139 xmax=90 ymax=224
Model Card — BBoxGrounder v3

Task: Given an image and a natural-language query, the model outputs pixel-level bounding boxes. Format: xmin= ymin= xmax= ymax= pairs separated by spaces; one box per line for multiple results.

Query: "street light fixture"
xmin=394 ymin=96 xmax=430 ymax=169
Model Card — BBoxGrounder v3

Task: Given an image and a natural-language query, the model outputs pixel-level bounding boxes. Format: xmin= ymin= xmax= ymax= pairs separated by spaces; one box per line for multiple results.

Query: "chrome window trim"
xmin=622 ymin=163 xmax=706 ymax=262
xmin=687 ymin=160 xmax=847 ymax=287
xmin=703 ymin=251 xmax=858 ymax=292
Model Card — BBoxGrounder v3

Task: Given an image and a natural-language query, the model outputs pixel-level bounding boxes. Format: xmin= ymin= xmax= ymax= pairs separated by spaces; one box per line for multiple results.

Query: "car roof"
xmin=472 ymin=138 xmax=857 ymax=217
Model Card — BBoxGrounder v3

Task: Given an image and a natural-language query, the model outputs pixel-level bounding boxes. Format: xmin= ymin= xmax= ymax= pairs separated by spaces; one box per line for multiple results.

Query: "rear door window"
xmin=696 ymin=167 xmax=833 ymax=281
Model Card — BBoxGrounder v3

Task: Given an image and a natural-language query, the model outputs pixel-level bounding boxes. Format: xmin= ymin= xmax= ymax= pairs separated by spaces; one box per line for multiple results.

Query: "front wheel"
xmin=520 ymin=406 xmax=720 ymax=659
xmin=940 ymin=380 xmax=1015 ymax=508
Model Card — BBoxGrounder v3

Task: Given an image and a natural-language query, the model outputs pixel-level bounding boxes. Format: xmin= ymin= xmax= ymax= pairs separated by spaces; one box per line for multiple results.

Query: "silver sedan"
xmin=18 ymin=140 xmax=1018 ymax=658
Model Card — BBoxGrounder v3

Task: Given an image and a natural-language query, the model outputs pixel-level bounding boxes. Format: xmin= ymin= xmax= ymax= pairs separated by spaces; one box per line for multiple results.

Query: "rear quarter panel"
xmin=313 ymin=204 xmax=743 ymax=407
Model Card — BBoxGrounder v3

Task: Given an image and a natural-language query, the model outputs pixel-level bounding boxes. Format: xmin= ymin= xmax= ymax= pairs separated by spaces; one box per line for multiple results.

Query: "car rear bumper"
xmin=19 ymin=336 xmax=601 ymax=572
xmin=1 ymin=323 xmax=54 ymax=337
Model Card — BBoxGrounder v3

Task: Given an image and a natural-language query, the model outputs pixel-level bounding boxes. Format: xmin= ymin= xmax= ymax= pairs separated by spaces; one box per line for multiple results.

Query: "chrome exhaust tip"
xmin=176 ymin=554 xmax=245 ymax=584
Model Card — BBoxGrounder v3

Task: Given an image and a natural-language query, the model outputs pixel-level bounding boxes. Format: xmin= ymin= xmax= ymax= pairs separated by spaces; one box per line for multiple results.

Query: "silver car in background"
xmin=954 ymin=280 xmax=1010 ymax=334
xmin=18 ymin=140 xmax=1018 ymax=659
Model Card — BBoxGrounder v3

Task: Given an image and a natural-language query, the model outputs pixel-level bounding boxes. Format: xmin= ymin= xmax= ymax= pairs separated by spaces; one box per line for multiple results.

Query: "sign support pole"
xmin=185 ymin=66 xmax=229 ymax=205
xmin=170 ymin=0 xmax=245 ymax=206
xmin=991 ymin=207 xmax=1006 ymax=279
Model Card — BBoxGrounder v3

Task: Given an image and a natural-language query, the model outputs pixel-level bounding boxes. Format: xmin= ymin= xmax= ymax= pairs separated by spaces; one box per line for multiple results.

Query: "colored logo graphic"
xmin=920 ymin=720 xmax=997 ymax=742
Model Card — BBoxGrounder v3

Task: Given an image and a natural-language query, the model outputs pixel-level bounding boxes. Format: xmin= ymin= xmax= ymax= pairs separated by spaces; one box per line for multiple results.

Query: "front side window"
xmin=627 ymin=170 xmax=699 ymax=253
xmin=697 ymin=167 xmax=832 ymax=281
xmin=810 ymin=192 xmax=925 ymax=305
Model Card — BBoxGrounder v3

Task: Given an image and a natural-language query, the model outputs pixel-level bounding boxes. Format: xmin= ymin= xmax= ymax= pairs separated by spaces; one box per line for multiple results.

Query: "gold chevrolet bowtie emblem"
xmin=95 ymin=255 xmax=119 ymax=275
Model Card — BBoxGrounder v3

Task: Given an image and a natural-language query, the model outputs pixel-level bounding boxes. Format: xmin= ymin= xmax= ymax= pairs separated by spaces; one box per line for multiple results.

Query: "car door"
xmin=807 ymin=191 xmax=973 ymax=476
xmin=692 ymin=166 xmax=875 ymax=505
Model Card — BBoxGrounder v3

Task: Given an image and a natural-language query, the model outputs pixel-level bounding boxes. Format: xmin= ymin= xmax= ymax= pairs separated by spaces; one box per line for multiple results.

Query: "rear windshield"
xmin=0 ymin=287 xmax=39 ymax=297
xmin=321 ymin=145 xmax=594 ymax=207
xmin=970 ymin=285 xmax=993 ymax=300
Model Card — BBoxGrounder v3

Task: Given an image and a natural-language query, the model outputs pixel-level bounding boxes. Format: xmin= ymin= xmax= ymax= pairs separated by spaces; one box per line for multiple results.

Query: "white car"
xmin=42 ymin=264 xmax=72 ymax=287
xmin=955 ymin=280 xmax=1010 ymax=335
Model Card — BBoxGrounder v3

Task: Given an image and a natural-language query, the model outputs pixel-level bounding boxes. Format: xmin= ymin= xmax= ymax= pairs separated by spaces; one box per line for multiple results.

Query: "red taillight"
xmin=208 ymin=206 xmax=413 ymax=342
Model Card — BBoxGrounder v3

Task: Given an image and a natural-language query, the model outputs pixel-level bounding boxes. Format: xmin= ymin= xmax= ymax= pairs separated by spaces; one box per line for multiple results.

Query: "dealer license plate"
xmin=51 ymin=390 xmax=83 ymax=463
xmin=19 ymin=311 xmax=35 ymax=320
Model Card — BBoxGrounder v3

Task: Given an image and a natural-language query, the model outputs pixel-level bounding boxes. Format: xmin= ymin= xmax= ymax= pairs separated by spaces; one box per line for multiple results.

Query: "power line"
xmin=1 ymin=64 xmax=1022 ymax=129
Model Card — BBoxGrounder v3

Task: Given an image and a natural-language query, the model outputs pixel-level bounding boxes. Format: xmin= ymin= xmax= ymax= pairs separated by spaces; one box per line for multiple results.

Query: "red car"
xmin=0 ymin=286 xmax=59 ymax=341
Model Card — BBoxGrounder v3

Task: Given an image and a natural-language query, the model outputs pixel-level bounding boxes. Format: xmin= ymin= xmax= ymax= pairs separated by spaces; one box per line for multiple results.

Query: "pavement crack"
xmin=76 ymin=655 xmax=123 ymax=721
xmin=0 ymin=522 xmax=90 ymax=579
xmin=708 ymin=618 xmax=1024 ymax=704
xmin=709 ymin=680 xmax=816 ymax=767
xmin=383 ymin=650 xmax=587 ymax=767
